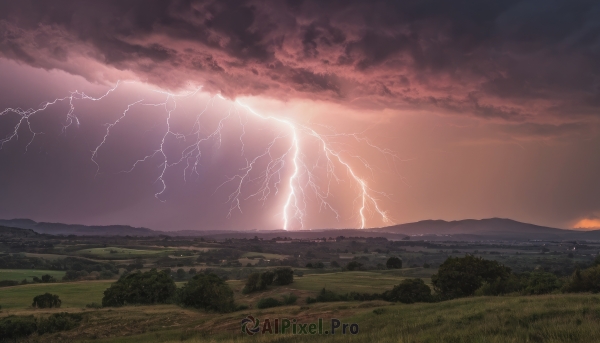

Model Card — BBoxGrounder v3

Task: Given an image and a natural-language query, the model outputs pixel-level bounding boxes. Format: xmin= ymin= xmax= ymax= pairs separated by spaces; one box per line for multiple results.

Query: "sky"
xmin=0 ymin=0 xmax=599 ymax=231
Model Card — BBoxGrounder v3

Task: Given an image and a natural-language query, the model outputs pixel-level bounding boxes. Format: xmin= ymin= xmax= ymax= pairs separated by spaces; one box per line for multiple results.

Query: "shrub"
xmin=475 ymin=274 xmax=525 ymax=296
xmin=523 ymin=272 xmax=560 ymax=295
xmin=383 ymin=278 xmax=431 ymax=303
xmin=32 ymin=293 xmax=61 ymax=308
xmin=178 ymin=273 xmax=235 ymax=312
xmin=563 ymin=266 xmax=600 ymax=293
xmin=0 ymin=315 xmax=37 ymax=340
xmin=0 ymin=280 xmax=18 ymax=287
xmin=37 ymin=313 xmax=82 ymax=335
xmin=274 ymin=267 xmax=294 ymax=285
xmin=386 ymin=256 xmax=403 ymax=269
xmin=431 ymin=256 xmax=511 ymax=298
xmin=102 ymin=269 xmax=176 ymax=307
xmin=41 ymin=274 xmax=55 ymax=283
xmin=258 ymin=270 xmax=275 ymax=289
xmin=346 ymin=261 xmax=362 ymax=271
xmin=85 ymin=302 xmax=102 ymax=309
xmin=282 ymin=293 xmax=298 ymax=305
xmin=242 ymin=273 xmax=260 ymax=294
xmin=257 ymin=297 xmax=282 ymax=309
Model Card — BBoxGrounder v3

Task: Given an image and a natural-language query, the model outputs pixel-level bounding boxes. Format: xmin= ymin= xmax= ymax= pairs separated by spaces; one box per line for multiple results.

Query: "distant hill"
xmin=375 ymin=218 xmax=600 ymax=241
xmin=2 ymin=217 xmax=600 ymax=241
xmin=0 ymin=225 xmax=39 ymax=238
xmin=0 ymin=219 xmax=157 ymax=237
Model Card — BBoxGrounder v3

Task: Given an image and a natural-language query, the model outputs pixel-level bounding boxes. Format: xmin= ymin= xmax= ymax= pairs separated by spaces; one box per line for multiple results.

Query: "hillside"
xmin=376 ymin=218 xmax=600 ymax=240
xmin=0 ymin=219 xmax=157 ymax=237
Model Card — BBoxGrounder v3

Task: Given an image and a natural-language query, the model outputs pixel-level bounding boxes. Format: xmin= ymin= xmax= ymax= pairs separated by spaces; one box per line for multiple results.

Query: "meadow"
xmin=0 ymin=280 xmax=112 ymax=309
xmin=75 ymin=247 xmax=174 ymax=259
xmin=0 ymin=269 xmax=65 ymax=282
xmin=3 ymin=292 xmax=600 ymax=343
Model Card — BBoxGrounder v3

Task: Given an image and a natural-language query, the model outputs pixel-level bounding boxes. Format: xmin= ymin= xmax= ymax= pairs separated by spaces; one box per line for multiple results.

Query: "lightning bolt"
xmin=0 ymin=82 xmax=397 ymax=230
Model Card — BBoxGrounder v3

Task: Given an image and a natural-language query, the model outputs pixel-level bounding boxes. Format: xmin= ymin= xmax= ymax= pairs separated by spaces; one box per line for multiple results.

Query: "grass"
xmin=0 ymin=269 xmax=66 ymax=282
xmin=0 ymin=280 xmax=112 ymax=309
xmin=75 ymin=247 xmax=173 ymax=259
xmin=289 ymin=271 xmax=417 ymax=293
xmin=242 ymin=252 xmax=288 ymax=260
xmin=4 ymin=294 xmax=600 ymax=342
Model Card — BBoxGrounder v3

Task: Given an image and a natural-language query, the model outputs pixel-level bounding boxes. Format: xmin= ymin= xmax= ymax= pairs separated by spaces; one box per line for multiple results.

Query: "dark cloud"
xmin=0 ymin=0 xmax=599 ymax=122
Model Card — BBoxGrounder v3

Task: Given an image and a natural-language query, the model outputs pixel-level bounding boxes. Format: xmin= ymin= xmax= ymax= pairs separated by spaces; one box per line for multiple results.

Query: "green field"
xmin=3 ymin=293 xmax=600 ymax=342
xmin=0 ymin=269 xmax=65 ymax=282
xmin=290 ymin=271 xmax=420 ymax=293
xmin=76 ymin=247 xmax=173 ymax=259
xmin=242 ymin=252 xmax=288 ymax=260
xmin=0 ymin=280 xmax=112 ymax=309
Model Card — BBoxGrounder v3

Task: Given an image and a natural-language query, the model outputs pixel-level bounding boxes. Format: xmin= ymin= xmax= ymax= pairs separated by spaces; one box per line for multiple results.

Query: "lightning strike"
xmin=0 ymin=82 xmax=397 ymax=230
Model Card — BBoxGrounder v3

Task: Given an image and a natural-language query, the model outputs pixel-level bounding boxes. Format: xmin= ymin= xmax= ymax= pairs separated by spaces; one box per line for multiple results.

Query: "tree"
xmin=258 ymin=270 xmax=275 ymax=289
xmin=383 ymin=278 xmax=431 ymax=303
xmin=176 ymin=268 xmax=186 ymax=280
xmin=346 ymin=261 xmax=362 ymax=271
xmin=523 ymin=272 xmax=560 ymax=295
xmin=274 ymin=267 xmax=294 ymax=285
xmin=41 ymin=274 xmax=55 ymax=283
xmin=243 ymin=273 xmax=260 ymax=294
xmin=32 ymin=293 xmax=61 ymax=308
xmin=563 ymin=265 xmax=600 ymax=293
xmin=102 ymin=269 xmax=176 ymax=307
xmin=386 ymin=256 xmax=403 ymax=269
xmin=431 ymin=255 xmax=511 ymax=298
xmin=178 ymin=273 xmax=235 ymax=312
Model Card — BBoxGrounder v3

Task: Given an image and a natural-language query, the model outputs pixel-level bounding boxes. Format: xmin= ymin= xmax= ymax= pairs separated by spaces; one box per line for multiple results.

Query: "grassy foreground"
xmin=0 ymin=294 xmax=598 ymax=342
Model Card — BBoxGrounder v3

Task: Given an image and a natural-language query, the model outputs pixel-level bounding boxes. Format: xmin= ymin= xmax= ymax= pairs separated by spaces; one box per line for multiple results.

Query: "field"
xmin=75 ymin=247 xmax=173 ymax=259
xmin=0 ymin=280 xmax=112 ymax=310
xmin=2 ymin=292 xmax=600 ymax=342
xmin=241 ymin=252 xmax=288 ymax=260
xmin=290 ymin=271 xmax=421 ymax=293
xmin=0 ymin=269 xmax=65 ymax=282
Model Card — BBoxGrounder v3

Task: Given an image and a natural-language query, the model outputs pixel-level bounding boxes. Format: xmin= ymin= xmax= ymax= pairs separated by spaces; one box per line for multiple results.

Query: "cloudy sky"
xmin=0 ymin=0 xmax=599 ymax=231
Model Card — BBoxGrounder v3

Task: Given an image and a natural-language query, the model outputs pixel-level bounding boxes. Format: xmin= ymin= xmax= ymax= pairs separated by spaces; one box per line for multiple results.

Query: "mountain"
xmin=375 ymin=218 xmax=600 ymax=241
xmin=0 ymin=219 xmax=157 ymax=236
xmin=1 ymin=217 xmax=599 ymax=241
xmin=0 ymin=225 xmax=39 ymax=238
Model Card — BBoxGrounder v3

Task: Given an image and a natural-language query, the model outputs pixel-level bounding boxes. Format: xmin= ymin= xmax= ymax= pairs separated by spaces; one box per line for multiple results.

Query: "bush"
xmin=282 ymin=293 xmax=298 ymax=305
xmin=85 ymin=302 xmax=102 ymax=309
xmin=178 ymin=273 xmax=235 ymax=312
xmin=0 ymin=280 xmax=18 ymax=287
xmin=37 ymin=313 xmax=82 ymax=335
xmin=32 ymin=293 xmax=61 ymax=308
xmin=563 ymin=266 xmax=600 ymax=293
xmin=41 ymin=274 xmax=55 ymax=283
xmin=383 ymin=278 xmax=431 ymax=303
xmin=0 ymin=313 xmax=82 ymax=339
xmin=242 ymin=273 xmax=260 ymax=294
xmin=274 ymin=267 xmax=294 ymax=285
xmin=257 ymin=297 xmax=282 ymax=309
xmin=346 ymin=261 xmax=362 ymax=271
xmin=386 ymin=256 xmax=403 ymax=269
xmin=431 ymin=256 xmax=511 ymax=298
xmin=523 ymin=272 xmax=560 ymax=295
xmin=259 ymin=270 xmax=275 ymax=289
xmin=102 ymin=269 xmax=176 ymax=307
xmin=0 ymin=315 xmax=37 ymax=340
xmin=475 ymin=274 xmax=525 ymax=296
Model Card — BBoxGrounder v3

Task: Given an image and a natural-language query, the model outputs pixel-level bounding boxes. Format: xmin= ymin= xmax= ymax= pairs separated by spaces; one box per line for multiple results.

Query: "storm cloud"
xmin=1 ymin=0 xmax=599 ymax=122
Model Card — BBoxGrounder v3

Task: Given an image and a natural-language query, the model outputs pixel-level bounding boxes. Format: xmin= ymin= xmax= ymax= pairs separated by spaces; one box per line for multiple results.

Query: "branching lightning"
xmin=0 ymin=82 xmax=399 ymax=230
